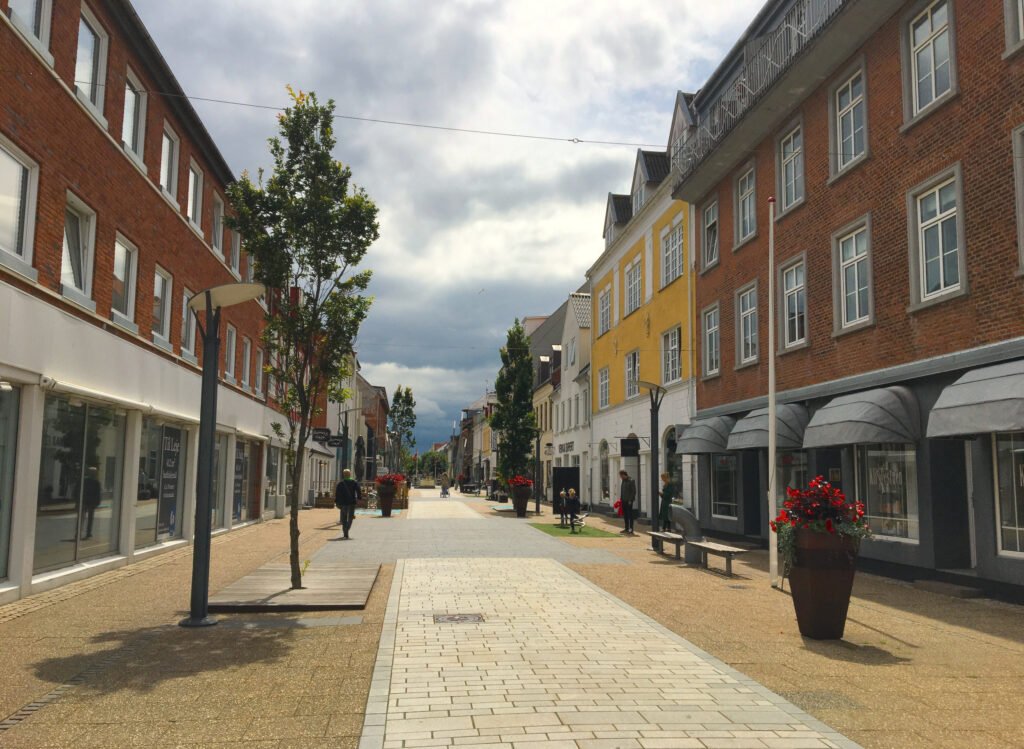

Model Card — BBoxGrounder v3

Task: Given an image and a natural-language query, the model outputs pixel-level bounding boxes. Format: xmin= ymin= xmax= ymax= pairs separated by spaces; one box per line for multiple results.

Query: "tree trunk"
xmin=288 ymin=432 xmax=307 ymax=589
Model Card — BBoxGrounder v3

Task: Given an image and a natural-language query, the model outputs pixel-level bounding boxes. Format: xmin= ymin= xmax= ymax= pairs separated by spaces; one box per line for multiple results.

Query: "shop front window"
xmin=211 ymin=433 xmax=229 ymax=529
xmin=35 ymin=395 xmax=126 ymax=572
xmin=233 ymin=440 xmax=251 ymax=523
xmin=265 ymin=446 xmax=280 ymax=509
xmin=995 ymin=432 xmax=1024 ymax=555
xmin=135 ymin=419 xmax=186 ymax=549
xmin=855 ymin=443 xmax=919 ymax=540
xmin=665 ymin=427 xmax=683 ymax=499
xmin=599 ymin=441 xmax=610 ymax=504
xmin=711 ymin=453 xmax=738 ymax=518
xmin=0 ymin=388 xmax=19 ymax=579
xmin=776 ymin=450 xmax=808 ymax=504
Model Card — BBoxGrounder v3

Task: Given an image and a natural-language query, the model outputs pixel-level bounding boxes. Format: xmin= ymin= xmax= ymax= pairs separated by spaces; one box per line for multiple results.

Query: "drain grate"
xmin=433 ymin=613 xmax=484 ymax=624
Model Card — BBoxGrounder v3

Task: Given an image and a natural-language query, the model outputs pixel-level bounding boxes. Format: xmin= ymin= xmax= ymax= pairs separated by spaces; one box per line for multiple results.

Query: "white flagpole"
xmin=768 ymin=196 xmax=779 ymax=588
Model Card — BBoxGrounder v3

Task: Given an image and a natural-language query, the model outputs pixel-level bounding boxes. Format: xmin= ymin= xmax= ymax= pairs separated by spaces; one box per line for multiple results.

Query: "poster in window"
xmin=159 ymin=426 xmax=181 ymax=536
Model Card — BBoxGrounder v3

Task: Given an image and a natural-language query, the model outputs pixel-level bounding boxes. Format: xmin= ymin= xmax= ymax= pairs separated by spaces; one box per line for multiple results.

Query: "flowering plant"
xmin=770 ymin=476 xmax=870 ymax=575
xmin=457 ymin=473 xmax=466 ymax=482
xmin=375 ymin=473 xmax=405 ymax=486
xmin=507 ymin=475 xmax=533 ymax=488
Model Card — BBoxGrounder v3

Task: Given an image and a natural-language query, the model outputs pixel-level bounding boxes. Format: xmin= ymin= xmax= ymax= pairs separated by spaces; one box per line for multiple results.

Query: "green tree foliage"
xmin=417 ymin=450 xmax=448 ymax=476
xmin=388 ymin=385 xmax=416 ymax=468
xmin=227 ymin=88 xmax=379 ymax=589
xmin=491 ymin=319 xmax=536 ymax=482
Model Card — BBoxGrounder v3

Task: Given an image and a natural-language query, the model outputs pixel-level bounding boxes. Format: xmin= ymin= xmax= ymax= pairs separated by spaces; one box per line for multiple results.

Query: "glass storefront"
xmin=135 ymin=419 xmax=187 ymax=549
xmin=711 ymin=453 xmax=738 ymax=518
xmin=995 ymin=432 xmax=1024 ymax=554
xmin=211 ymin=433 xmax=229 ymax=529
xmin=233 ymin=440 xmax=252 ymax=523
xmin=854 ymin=443 xmax=919 ymax=540
xmin=0 ymin=388 xmax=19 ymax=579
xmin=776 ymin=450 xmax=809 ymax=503
xmin=35 ymin=395 xmax=126 ymax=572
xmin=265 ymin=446 xmax=280 ymax=510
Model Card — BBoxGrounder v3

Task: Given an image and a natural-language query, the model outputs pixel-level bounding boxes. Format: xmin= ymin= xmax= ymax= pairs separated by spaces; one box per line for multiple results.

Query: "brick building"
xmin=672 ymin=0 xmax=1024 ymax=592
xmin=0 ymin=0 xmax=336 ymax=602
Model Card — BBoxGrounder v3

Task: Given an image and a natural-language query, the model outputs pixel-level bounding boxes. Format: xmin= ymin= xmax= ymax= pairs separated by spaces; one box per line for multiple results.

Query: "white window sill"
xmin=778 ymin=339 xmax=810 ymax=356
xmin=123 ymin=143 xmax=145 ymax=170
xmin=110 ymin=310 xmax=138 ymax=335
xmin=735 ymin=358 xmax=759 ymax=371
xmin=864 ymin=534 xmax=920 ymax=546
xmin=181 ymin=350 xmax=198 ymax=366
xmin=0 ymin=250 xmax=39 ymax=282
xmin=225 ymin=374 xmax=237 ymax=385
xmin=74 ymin=88 xmax=108 ymax=130
xmin=832 ymin=317 xmax=874 ymax=339
xmin=159 ymin=188 xmax=179 ymax=211
xmin=733 ymin=232 xmax=758 ymax=253
xmin=188 ymin=221 xmax=204 ymax=241
xmin=1004 ymin=38 xmax=1024 ymax=60
xmin=828 ymin=152 xmax=871 ymax=186
xmin=908 ymin=285 xmax=968 ymax=314
xmin=900 ymin=89 xmax=960 ymax=135
xmin=8 ymin=12 xmax=54 ymax=66
xmin=152 ymin=334 xmax=173 ymax=353
xmin=775 ymin=197 xmax=805 ymax=222
xmin=60 ymin=284 xmax=97 ymax=313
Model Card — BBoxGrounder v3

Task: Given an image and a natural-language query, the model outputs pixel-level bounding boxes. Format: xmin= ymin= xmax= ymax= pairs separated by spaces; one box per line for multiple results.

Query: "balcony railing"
xmin=671 ymin=0 xmax=847 ymax=183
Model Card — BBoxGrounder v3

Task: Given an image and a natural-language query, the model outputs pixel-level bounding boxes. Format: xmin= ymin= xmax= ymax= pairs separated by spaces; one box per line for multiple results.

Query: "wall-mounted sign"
xmin=620 ymin=438 xmax=640 ymax=457
xmin=558 ymin=442 xmax=574 ymax=454
xmin=326 ymin=436 xmax=344 ymax=448
xmin=312 ymin=428 xmax=331 ymax=443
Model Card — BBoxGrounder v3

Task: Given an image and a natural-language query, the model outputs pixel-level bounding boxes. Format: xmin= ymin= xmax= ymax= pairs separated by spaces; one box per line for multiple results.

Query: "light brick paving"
xmin=407 ymin=500 xmax=485 ymax=520
xmin=360 ymin=558 xmax=860 ymax=749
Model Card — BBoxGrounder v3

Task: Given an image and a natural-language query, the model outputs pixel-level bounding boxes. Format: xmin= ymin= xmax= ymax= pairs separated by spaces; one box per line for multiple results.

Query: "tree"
xmin=227 ymin=88 xmax=379 ymax=589
xmin=415 ymin=450 xmax=448 ymax=477
xmin=491 ymin=319 xmax=536 ymax=482
xmin=388 ymin=385 xmax=416 ymax=469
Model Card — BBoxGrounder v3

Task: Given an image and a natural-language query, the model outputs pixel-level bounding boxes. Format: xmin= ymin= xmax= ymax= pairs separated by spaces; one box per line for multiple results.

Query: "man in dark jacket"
xmin=619 ymin=469 xmax=637 ymax=535
xmin=335 ymin=469 xmax=361 ymax=540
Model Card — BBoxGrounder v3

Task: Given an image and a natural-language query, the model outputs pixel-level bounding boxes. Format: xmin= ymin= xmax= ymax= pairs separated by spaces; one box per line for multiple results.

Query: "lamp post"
xmin=768 ymin=197 xmax=780 ymax=588
xmin=533 ymin=427 xmax=542 ymax=514
xmin=637 ymin=380 xmax=668 ymax=535
xmin=180 ymin=282 xmax=265 ymax=628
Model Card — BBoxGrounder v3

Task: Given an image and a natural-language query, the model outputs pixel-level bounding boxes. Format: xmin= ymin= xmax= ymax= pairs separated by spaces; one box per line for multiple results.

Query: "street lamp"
xmin=180 ymin=282 xmax=265 ymax=628
xmin=533 ymin=427 xmax=542 ymax=514
xmin=637 ymin=380 xmax=667 ymax=536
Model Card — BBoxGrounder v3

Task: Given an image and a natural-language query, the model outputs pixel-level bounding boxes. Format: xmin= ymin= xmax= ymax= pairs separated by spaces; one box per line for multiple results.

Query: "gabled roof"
xmin=568 ymin=293 xmax=591 ymax=329
xmin=667 ymin=90 xmax=697 ymax=145
xmin=637 ymin=150 xmax=670 ymax=185
xmin=603 ymin=193 xmax=633 ymax=238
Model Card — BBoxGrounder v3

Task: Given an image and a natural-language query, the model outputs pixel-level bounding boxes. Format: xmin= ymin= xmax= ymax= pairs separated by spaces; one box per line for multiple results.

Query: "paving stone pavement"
xmin=360 ymin=556 xmax=861 ymax=749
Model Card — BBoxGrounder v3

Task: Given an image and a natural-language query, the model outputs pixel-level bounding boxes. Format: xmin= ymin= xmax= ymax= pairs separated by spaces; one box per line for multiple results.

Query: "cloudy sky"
xmin=134 ymin=0 xmax=762 ymax=448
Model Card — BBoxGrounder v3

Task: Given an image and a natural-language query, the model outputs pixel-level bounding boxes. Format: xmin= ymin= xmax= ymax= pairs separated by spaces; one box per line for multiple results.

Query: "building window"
xmin=908 ymin=166 xmax=965 ymax=306
xmin=632 ymin=183 xmax=644 ymax=214
xmin=121 ymin=69 xmax=146 ymax=161
xmin=135 ymin=419 xmax=187 ymax=547
xmin=711 ymin=453 xmax=738 ymax=518
xmin=241 ymin=337 xmax=251 ymax=388
xmin=159 ymin=126 xmax=179 ymax=199
xmin=703 ymin=201 xmax=719 ymax=268
xmin=254 ymin=348 xmax=264 ymax=394
xmin=598 ymin=367 xmax=610 ymax=409
xmin=187 ymin=163 xmax=203 ymax=228
xmin=737 ymin=284 xmax=758 ymax=365
xmin=736 ymin=166 xmax=756 ymax=244
xmin=625 ymin=259 xmax=642 ymax=315
xmin=9 ymin=0 xmax=52 ymax=54
xmin=582 ymin=389 xmax=589 ymax=424
xmin=855 ymin=443 xmax=919 ymax=541
xmin=61 ymin=195 xmax=96 ymax=302
xmin=781 ymin=261 xmax=806 ymax=348
xmin=1015 ymin=127 xmax=1024 ymax=272
xmin=662 ymin=223 xmax=683 ymax=286
xmin=181 ymin=288 xmax=196 ymax=355
xmin=111 ymin=236 xmax=137 ymax=323
xmin=0 ymin=386 xmax=18 ymax=580
xmin=902 ymin=0 xmax=957 ymax=123
xmin=211 ymin=194 xmax=224 ymax=253
xmin=778 ymin=126 xmax=804 ymax=212
xmin=598 ymin=288 xmax=611 ymax=335
xmin=625 ymin=350 xmax=640 ymax=399
xmin=568 ymin=337 xmax=576 ymax=366
xmin=0 ymin=135 xmax=39 ymax=271
xmin=995 ymin=432 xmax=1024 ymax=555
xmin=152 ymin=267 xmax=172 ymax=342
xmin=834 ymin=69 xmax=866 ymax=173
xmin=230 ymin=230 xmax=241 ymax=274
xmin=703 ymin=305 xmax=720 ymax=376
xmin=838 ymin=225 xmax=871 ymax=328
xmin=75 ymin=7 xmax=108 ymax=118
xmin=574 ymin=394 xmax=579 ymax=427
xmin=224 ymin=325 xmax=237 ymax=380
xmin=1007 ymin=0 xmax=1024 ymax=51
xmin=662 ymin=326 xmax=681 ymax=384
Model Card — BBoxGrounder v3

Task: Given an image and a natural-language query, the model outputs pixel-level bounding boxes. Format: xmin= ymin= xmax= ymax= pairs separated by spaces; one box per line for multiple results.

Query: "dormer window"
xmin=632 ymin=184 xmax=645 ymax=214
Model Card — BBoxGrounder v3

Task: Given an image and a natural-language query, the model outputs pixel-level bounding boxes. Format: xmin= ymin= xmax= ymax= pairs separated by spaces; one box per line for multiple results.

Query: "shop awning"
xmin=803 ymin=386 xmax=920 ymax=448
xmin=676 ymin=416 xmax=736 ymax=454
xmin=727 ymin=403 xmax=809 ymax=451
xmin=927 ymin=359 xmax=1024 ymax=437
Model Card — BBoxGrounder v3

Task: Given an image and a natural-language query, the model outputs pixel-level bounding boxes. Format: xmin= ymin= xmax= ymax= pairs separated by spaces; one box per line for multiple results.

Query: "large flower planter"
xmin=788 ymin=528 xmax=859 ymax=640
xmin=510 ymin=485 xmax=531 ymax=518
xmin=377 ymin=484 xmax=397 ymax=517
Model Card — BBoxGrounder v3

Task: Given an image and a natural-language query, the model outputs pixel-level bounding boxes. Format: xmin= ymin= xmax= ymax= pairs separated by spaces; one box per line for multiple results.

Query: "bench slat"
xmin=687 ymin=541 xmax=747 ymax=555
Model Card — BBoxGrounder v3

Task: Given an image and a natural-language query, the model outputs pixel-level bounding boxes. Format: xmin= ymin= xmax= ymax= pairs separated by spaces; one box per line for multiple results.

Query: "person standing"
xmin=619 ymin=469 xmax=636 ymax=535
xmin=567 ymin=488 xmax=581 ymax=533
xmin=81 ymin=466 xmax=101 ymax=540
xmin=335 ymin=468 xmax=361 ymax=540
xmin=440 ymin=472 xmax=450 ymax=498
xmin=659 ymin=472 xmax=676 ymax=532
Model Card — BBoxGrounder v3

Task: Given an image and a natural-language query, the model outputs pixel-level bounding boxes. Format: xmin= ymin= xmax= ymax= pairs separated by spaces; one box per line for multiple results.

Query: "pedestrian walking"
xmin=440 ymin=472 xmax=450 ymax=498
xmin=659 ymin=472 xmax=676 ymax=532
xmin=558 ymin=488 xmax=568 ymax=527
xmin=618 ymin=470 xmax=636 ymax=535
xmin=567 ymin=488 xmax=581 ymax=534
xmin=334 ymin=468 xmax=361 ymax=540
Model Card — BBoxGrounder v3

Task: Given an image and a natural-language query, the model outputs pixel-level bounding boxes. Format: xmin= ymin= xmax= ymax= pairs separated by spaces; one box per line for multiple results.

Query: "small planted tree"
xmin=227 ymin=88 xmax=379 ymax=589
xmin=388 ymin=385 xmax=416 ymax=470
xmin=491 ymin=319 xmax=536 ymax=484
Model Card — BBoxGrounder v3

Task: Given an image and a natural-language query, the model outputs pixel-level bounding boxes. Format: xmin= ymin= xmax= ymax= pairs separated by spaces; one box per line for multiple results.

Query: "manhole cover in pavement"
xmin=433 ymin=613 xmax=484 ymax=624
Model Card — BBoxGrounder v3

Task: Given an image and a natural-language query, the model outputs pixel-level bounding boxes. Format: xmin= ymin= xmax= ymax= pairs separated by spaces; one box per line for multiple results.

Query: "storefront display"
xmin=776 ymin=450 xmax=808 ymax=504
xmin=211 ymin=433 xmax=229 ymax=528
xmin=711 ymin=453 xmax=738 ymax=518
xmin=135 ymin=419 xmax=186 ymax=548
xmin=855 ymin=443 xmax=919 ymax=540
xmin=995 ymin=432 xmax=1024 ymax=554
xmin=0 ymin=388 xmax=18 ymax=580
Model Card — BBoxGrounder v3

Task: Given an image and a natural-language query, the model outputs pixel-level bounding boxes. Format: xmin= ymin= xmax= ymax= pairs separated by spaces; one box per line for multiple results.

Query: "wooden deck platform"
xmin=209 ymin=562 xmax=380 ymax=612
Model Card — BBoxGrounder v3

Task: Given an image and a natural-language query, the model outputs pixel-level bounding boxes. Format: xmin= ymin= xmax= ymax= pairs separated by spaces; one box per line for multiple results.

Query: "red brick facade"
xmin=692 ymin=1 xmax=1024 ymax=411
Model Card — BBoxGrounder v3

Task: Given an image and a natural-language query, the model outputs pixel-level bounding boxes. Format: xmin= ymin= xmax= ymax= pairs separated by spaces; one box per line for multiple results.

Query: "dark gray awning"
xmin=803 ymin=386 xmax=920 ymax=448
xmin=927 ymin=359 xmax=1024 ymax=437
xmin=727 ymin=403 xmax=809 ymax=451
xmin=677 ymin=416 xmax=736 ymax=454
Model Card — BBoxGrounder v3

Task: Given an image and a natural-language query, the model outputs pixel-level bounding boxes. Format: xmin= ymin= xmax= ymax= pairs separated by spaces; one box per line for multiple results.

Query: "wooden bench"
xmin=647 ymin=531 xmax=686 ymax=559
xmin=460 ymin=483 xmax=480 ymax=495
xmin=687 ymin=540 xmax=748 ymax=577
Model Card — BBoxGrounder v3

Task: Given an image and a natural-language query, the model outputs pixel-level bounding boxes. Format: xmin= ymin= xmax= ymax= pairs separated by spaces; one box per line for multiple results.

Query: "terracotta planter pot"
xmin=377 ymin=484 xmax=397 ymax=517
xmin=788 ymin=528 xmax=859 ymax=640
xmin=511 ymin=485 xmax=531 ymax=517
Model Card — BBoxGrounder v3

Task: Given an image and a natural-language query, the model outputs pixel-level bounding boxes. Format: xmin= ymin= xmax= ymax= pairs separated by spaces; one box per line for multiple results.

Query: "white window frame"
xmin=8 ymin=0 xmax=55 ymax=64
xmin=625 ymin=350 xmax=640 ymax=399
xmin=735 ymin=165 xmax=756 ymax=246
xmin=1006 ymin=0 xmax=1024 ymax=54
xmin=900 ymin=0 xmax=958 ymax=127
xmin=702 ymin=200 xmax=719 ymax=270
xmin=1015 ymin=126 xmax=1024 ymax=274
xmin=121 ymin=67 xmax=146 ymax=165
xmin=181 ymin=287 xmax=196 ymax=357
xmin=110 ymin=234 xmax=137 ymax=331
xmin=662 ymin=326 xmax=681 ymax=384
xmin=598 ymin=287 xmax=611 ymax=335
xmin=829 ymin=64 xmax=868 ymax=178
xmin=151 ymin=266 xmax=172 ymax=348
xmin=229 ymin=230 xmax=241 ymax=275
xmin=777 ymin=123 xmax=804 ymax=214
xmin=211 ymin=193 xmax=224 ymax=254
xmin=582 ymin=389 xmax=589 ymax=424
xmin=906 ymin=163 xmax=967 ymax=310
xmin=702 ymin=304 xmax=720 ymax=377
xmin=736 ymin=282 xmax=758 ymax=366
xmin=632 ymin=183 xmax=645 ymax=215
xmin=0 ymin=133 xmax=40 ymax=280
xmin=159 ymin=124 xmax=179 ymax=200
xmin=187 ymin=161 xmax=203 ymax=231
xmin=61 ymin=192 xmax=97 ymax=311
xmin=993 ymin=432 xmax=1024 ymax=557
xmin=254 ymin=348 xmax=264 ymax=395
xmin=624 ymin=258 xmax=642 ymax=316
xmin=661 ymin=222 xmax=683 ymax=287
xmin=74 ymin=5 xmax=109 ymax=124
xmin=598 ymin=367 xmax=610 ymax=409
xmin=241 ymin=337 xmax=251 ymax=389
xmin=224 ymin=324 xmax=237 ymax=381
xmin=831 ymin=215 xmax=874 ymax=336
xmin=854 ymin=443 xmax=920 ymax=543
xmin=781 ymin=258 xmax=807 ymax=350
